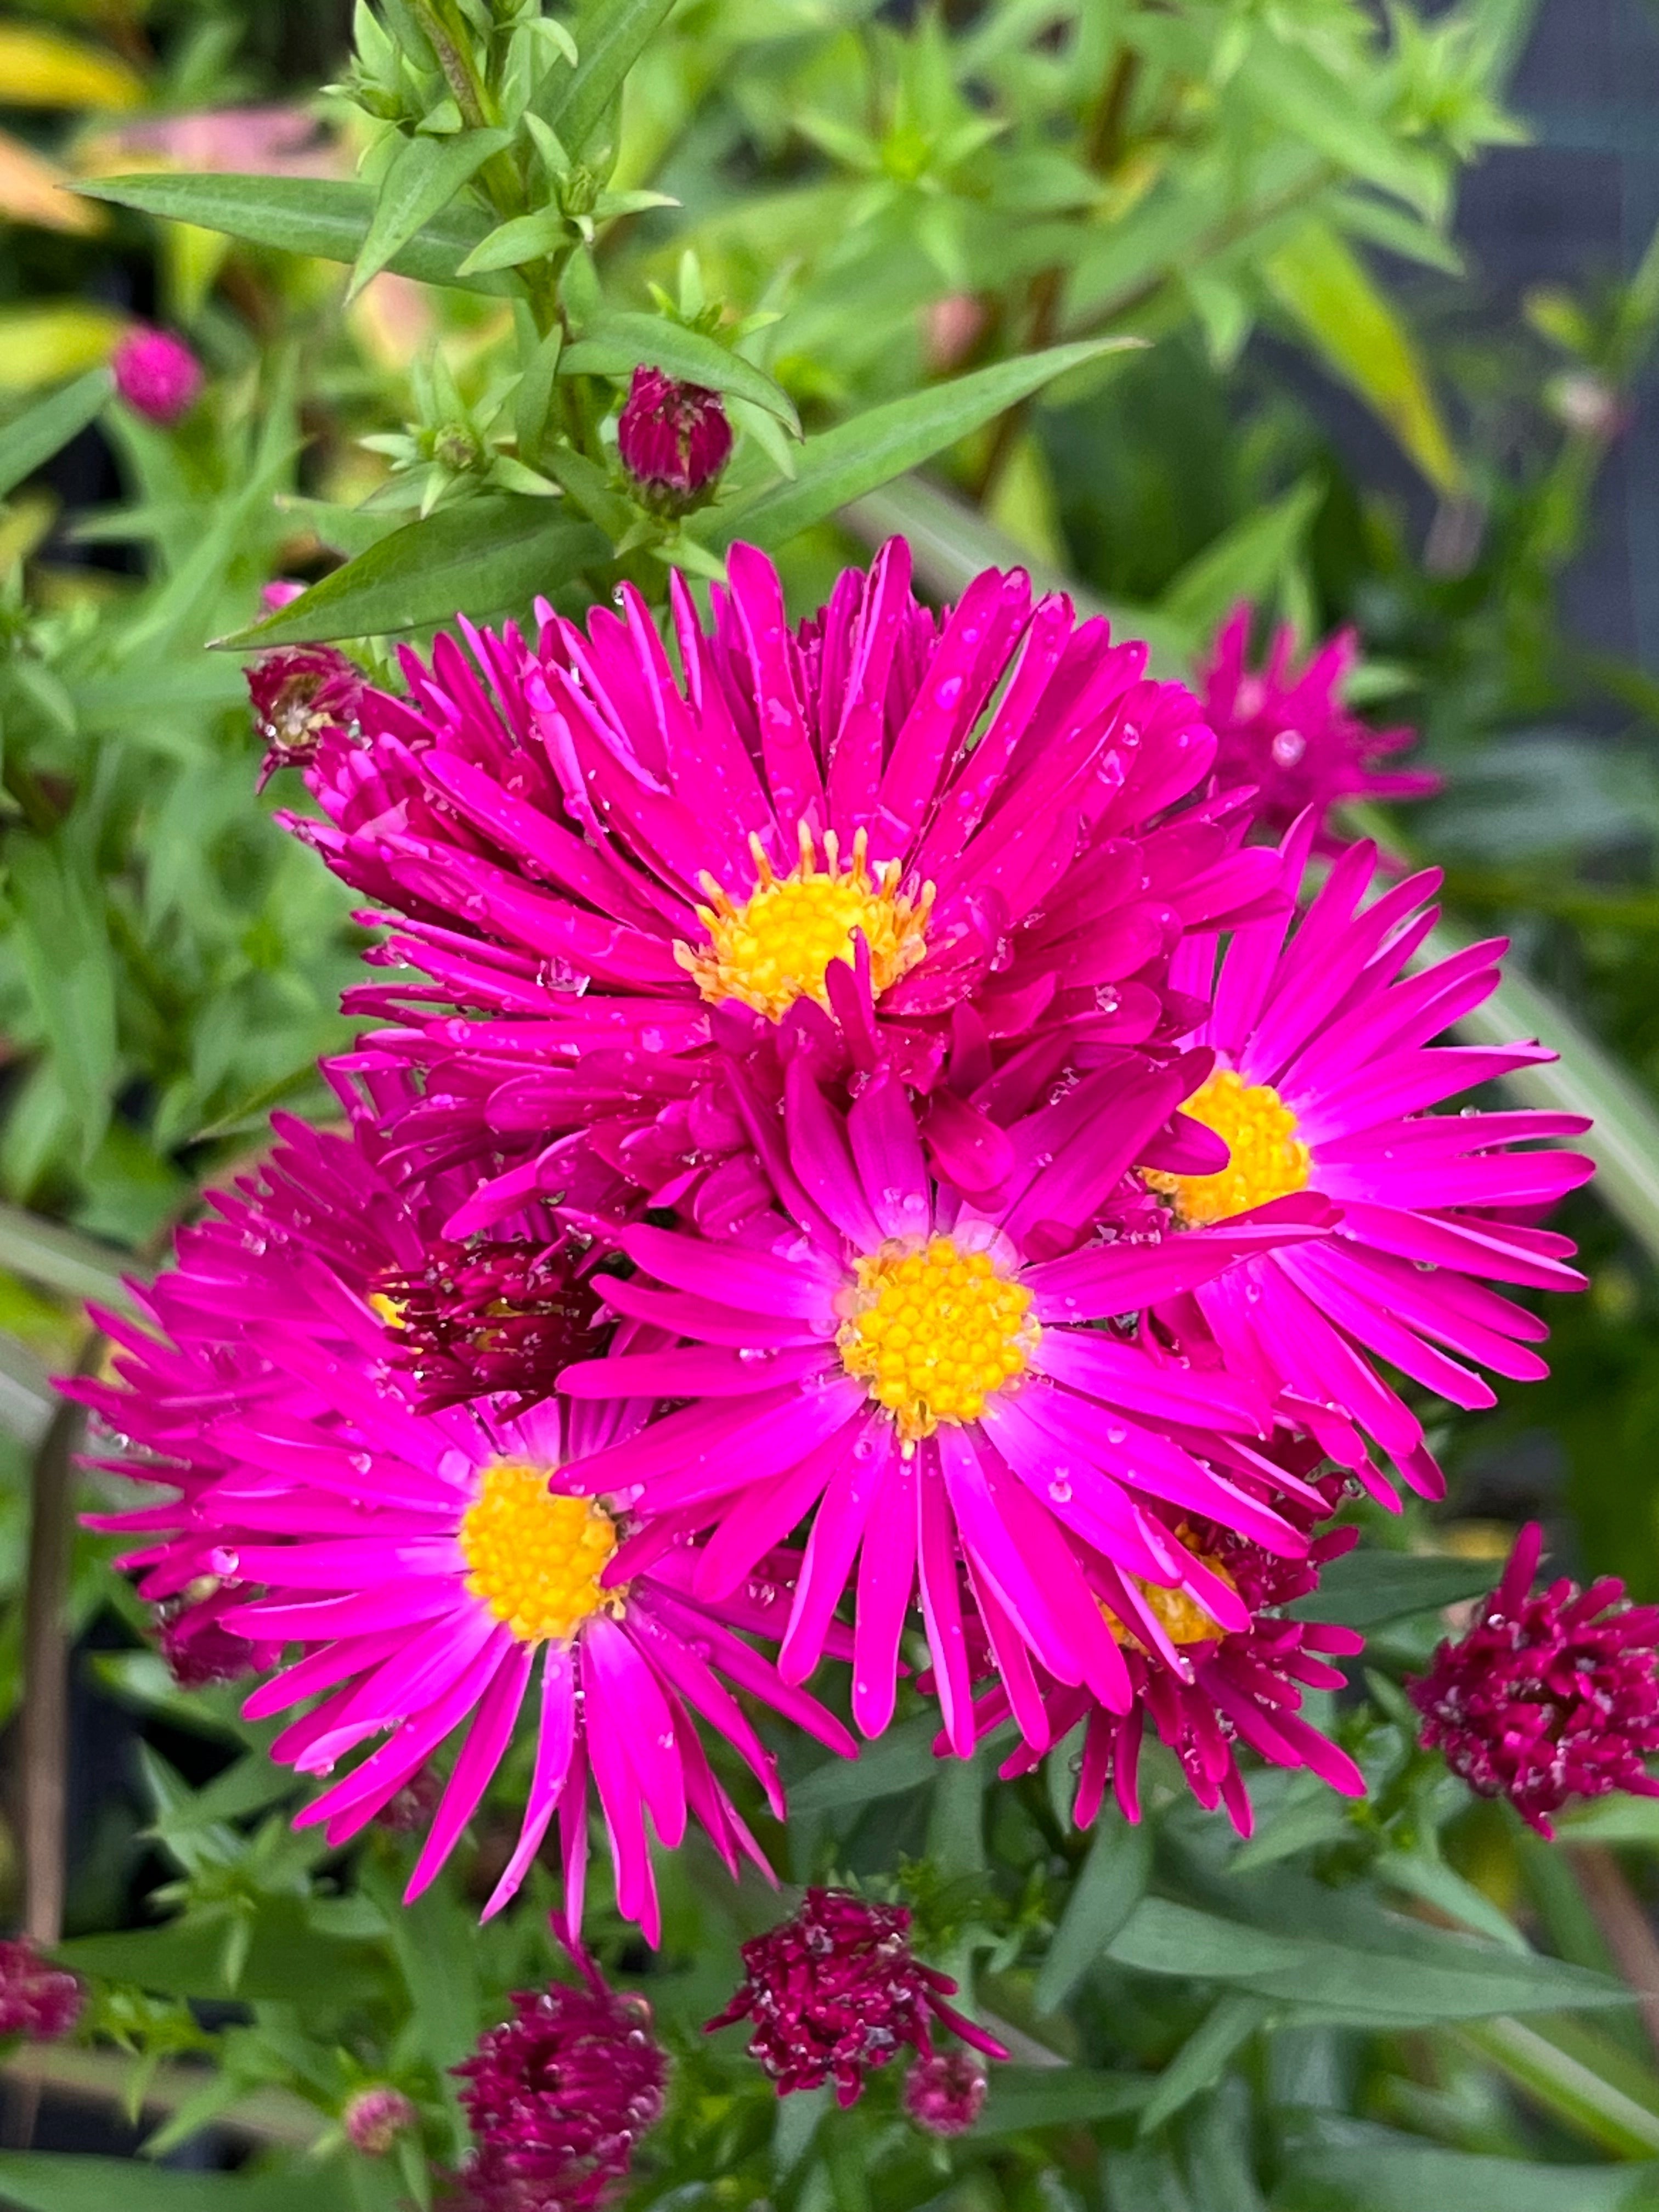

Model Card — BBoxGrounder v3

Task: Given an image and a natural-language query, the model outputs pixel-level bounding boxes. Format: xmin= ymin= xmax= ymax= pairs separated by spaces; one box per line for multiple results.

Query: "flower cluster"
xmin=80 ymin=536 xmax=1600 ymax=2005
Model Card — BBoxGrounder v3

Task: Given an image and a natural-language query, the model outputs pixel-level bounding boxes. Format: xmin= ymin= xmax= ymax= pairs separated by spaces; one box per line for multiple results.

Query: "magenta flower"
xmin=904 ymin=2050 xmax=988 ymax=2136
xmin=557 ymin=1057 xmax=1335 ymax=1752
xmin=111 ymin=326 xmax=203 ymax=425
xmin=617 ymin=365 xmax=733 ymax=506
xmin=705 ymin=1888 xmax=1006 ymax=2107
xmin=75 ymin=1098 xmax=853 ymax=1941
xmin=284 ymin=539 xmax=1282 ymax=1235
xmin=1409 ymin=1523 xmax=1659 ymax=1836
xmin=1199 ymin=604 xmax=1438 ymax=847
xmin=247 ymin=644 xmax=366 ymax=792
xmin=343 ymin=2085 xmax=417 ymax=2156
xmin=1148 ymin=820 xmax=1593 ymax=1501
xmin=456 ymin=1951 xmax=667 ymax=2212
xmin=0 ymin=1942 xmax=82 ymax=2042
xmin=981 ymin=1479 xmax=1365 ymax=1834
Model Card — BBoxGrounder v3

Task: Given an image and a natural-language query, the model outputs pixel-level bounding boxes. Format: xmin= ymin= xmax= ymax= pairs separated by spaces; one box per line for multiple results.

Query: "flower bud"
xmin=617 ymin=366 xmax=732 ymax=509
xmin=343 ymin=2085 xmax=417 ymax=2157
xmin=904 ymin=2051 xmax=987 ymax=2137
xmin=111 ymin=328 xmax=203 ymax=426
xmin=0 ymin=1940 xmax=81 ymax=2042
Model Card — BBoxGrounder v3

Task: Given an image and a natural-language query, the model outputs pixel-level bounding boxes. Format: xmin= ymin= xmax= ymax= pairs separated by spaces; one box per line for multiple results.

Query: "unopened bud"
xmin=617 ymin=365 xmax=732 ymax=510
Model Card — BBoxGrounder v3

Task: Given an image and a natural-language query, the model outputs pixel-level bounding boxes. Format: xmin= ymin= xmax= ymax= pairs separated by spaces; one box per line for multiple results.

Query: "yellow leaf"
xmin=1264 ymin=218 xmax=1463 ymax=495
xmin=0 ymin=25 xmax=145 ymax=110
xmin=0 ymin=126 xmax=103 ymax=233
xmin=0 ymin=303 xmax=127 ymax=391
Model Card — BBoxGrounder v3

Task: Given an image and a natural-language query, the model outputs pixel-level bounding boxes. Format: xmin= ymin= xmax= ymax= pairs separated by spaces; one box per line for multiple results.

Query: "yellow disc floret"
xmin=1105 ymin=1526 xmax=1238 ymax=1651
xmin=459 ymin=1459 xmax=622 ymax=1645
xmin=838 ymin=1235 xmax=1035 ymax=1444
xmin=368 ymin=1291 xmax=407 ymax=1330
xmin=1146 ymin=1066 xmax=1311 ymax=1226
xmin=676 ymin=821 xmax=932 ymax=1021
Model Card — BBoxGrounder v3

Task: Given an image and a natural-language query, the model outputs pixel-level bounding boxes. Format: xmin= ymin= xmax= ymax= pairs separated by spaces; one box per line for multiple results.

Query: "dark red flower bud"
xmin=0 ymin=1940 xmax=81 ymax=2041
xmin=1408 ymin=1523 xmax=1659 ymax=1836
xmin=157 ymin=1583 xmax=280 ymax=1689
xmin=454 ymin=1951 xmax=667 ymax=2212
xmin=904 ymin=2051 xmax=987 ymax=2136
xmin=247 ymin=646 xmax=366 ymax=791
xmin=374 ymin=1235 xmax=601 ymax=1412
xmin=617 ymin=366 xmax=732 ymax=509
xmin=705 ymin=1888 xmax=1006 ymax=2108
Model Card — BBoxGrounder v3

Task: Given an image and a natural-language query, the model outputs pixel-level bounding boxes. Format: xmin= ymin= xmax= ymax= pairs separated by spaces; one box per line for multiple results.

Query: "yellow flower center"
xmin=838 ymin=1235 xmax=1035 ymax=1444
xmin=1146 ymin=1067 xmax=1311 ymax=1226
xmin=1105 ymin=1528 xmax=1238 ymax=1651
xmin=458 ymin=1460 xmax=622 ymax=1646
xmin=368 ymin=1291 xmax=407 ymax=1329
xmin=676 ymin=822 xmax=932 ymax=1021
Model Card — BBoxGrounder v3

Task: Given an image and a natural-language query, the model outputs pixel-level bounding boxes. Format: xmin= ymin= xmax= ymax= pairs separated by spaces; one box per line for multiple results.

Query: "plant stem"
xmin=1569 ymin=1845 xmax=1659 ymax=2068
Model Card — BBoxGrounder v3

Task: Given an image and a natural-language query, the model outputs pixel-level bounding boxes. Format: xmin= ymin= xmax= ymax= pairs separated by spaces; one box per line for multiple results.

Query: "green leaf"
xmin=0 ymin=1199 xmax=139 ymax=1307
xmin=0 ymin=2156 xmax=356 ymax=2212
xmin=544 ymin=0 xmax=677 ymax=160
xmin=1156 ymin=478 xmax=1322 ymax=635
xmin=1274 ymin=2113 xmax=1657 ymax=2212
xmin=561 ymin=313 xmax=800 ymax=433
xmin=457 ymin=206 xmax=569 ymax=275
xmin=977 ymin=2067 xmax=1149 ymax=2135
xmin=1377 ymin=1854 xmax=1530 ymax=1953
xmin=363 ymin=1866 xmax=478 ymax=2161
xmin=273 ymin=493 xmax=403 ymax=558
xmin=1264 ymin=219 xmax=1462 ymax=494
xmin=0 ymin=1330 xmax=52 ymax=1444
xmin=55 ymin=1899 xmax=391 ymax=2005
xmin=1235 ymin=32 xmax=1441 ymax=218
xmin=790 ymin=1712 xmax=942 ymax=1814
xmin=350 ymin=128 xmax=512 ymax=298
xmin=0 ymin=368 xmax=111 ymax=501
xmin=215 ymin=498 xmax=608 ymax=645
xmin=702 ymin=340 xmax=1137 ymax=556
xmin=1556 ymin=1797 xmax=1659 ymax=1844
xmin=76 ymin=174 xmax=515 ymax=297
xmin=1108 ymin=1894 xmax=1624 ymax=2024
xmin=1286 ymin=1547 xmax=1498 ymax=1628
xmin=1138 ymin=1992 xmax=1271 ymax=2136
xmin=8 ymin=835 xmax=117 ymax=1165
xmin=1035 ymin=1810 xmax=1153 ymax=2014
xmin=1458 ymin=2016 xmax=1659 ymax=2160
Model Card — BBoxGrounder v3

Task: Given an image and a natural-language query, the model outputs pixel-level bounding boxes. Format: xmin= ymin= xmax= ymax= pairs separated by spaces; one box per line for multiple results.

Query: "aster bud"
xmin=455 ymin=1952 xmax=667 ymax=2212
xmin=343 ymin=2085 xmax=417 ymax=2157
xmin=704 ymin=1888 xmax=1007 ymax=2109
xmin=904 ymin=2051 xmax=987 ymax=2137
xmin=111 ymin=327 xmax=204 ymax=426
xmin=1408 ymin=1523 xmax=1659 ymax=1837
xmin=0 ymin=1940 xmax=81 ymax=2042
xmin=247 ymin=645 xmax=366 ymax=792
xmin=617 ymin=366 xmax=732 ymax=510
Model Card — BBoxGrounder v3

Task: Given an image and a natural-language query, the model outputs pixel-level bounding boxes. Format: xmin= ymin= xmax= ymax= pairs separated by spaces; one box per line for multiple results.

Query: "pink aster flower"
xmin=111 ymin=326 xmax=203 ymax=425
xmin=705 ymin=1888 xmax=1006 ymax=2107
xmin=456 ymin=1949 xmax=667 ymax=2212
xmin=285 ymin=538 xmax=1282 ymax=1233
xmin=1199 ymin=605 xmax=1438 ymax=848
xmin=557 ymin=1056 xmax=1336 ymax=1753
xmin=978 ymin=1480 xmax=1365 ymax=1835
xmin=1409 ymin=1523 xmax=1659 ymax=1837
xmin=1147 ymin=819 xmax=1593 ymax=1502
xmin=617 ymin=366 xmax=732 ymax=506
xmin=74 ymin=1094 xmax=851 ymax=1942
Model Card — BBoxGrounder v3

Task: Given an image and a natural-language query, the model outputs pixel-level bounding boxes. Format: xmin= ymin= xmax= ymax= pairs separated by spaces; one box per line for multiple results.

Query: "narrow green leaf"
xmin=1035 ymin=1811 xmax=1152 ymax=2014
xmin=273 ymin=492 xmax=402 ymax=558
xmin=76 ymin=174 xmax=514 ymax=296
xmin=8 ymin=836 xmax=117 ymax=1165
xmin=1459 ymin=2016 xmax=1659 ymax=2160
xmin=1264 ymin=219 xmax=1463 ymax=494
xmin=55 ymin=1900 xmax=391 ymax=2005
xmin=0 ymin=1329 xmax=53 ymax=1445
xmin=1274 ymin=2113 xmax=1656 ymax=2212
xmin=456 ymin=205 xmax=568 ymax=275
xmin=215 ymin=498 xmax=607 ymax=646
xmin=0 ymin=368 xmax=111 ymax=501
xmin=1157 ymin=478 xmax=1322 ymax=635
xmin=561 ymin=312 xmax=800 ymax=433
xmin=703 ymin=340 xmax=1137 ymax=556
xmin=1138 ymin=1992 xmax=1271 ymax=2136
xmin=977 ymin=2067 xmax=1149 ymax=2135
xmin=1235 ymin=32 xmax=1441 ymax=217
xmin=840 ymin=473 xmax=1190 ymax=674
xmin=790 ymin=1712 xmax=942 ymax=1814
xmin=349 ymin=127 xmax=512 ymax=297
xmin=1556 ymin=1797 xmax=1659 ymax=1844
xmin=1378 ymin=1854 xmax=1530 ymax=1954
xmin=0 ymin=2155 xmax=355 ymax=2212
xmin=515 ymin=320 xmax=565 ymax=471
xmin=544 ymin=0 xmax=677 ymax=159
xmin=1286 ymin=1547 xmax=1497 ymax=1628
xmin=0 ymin=1199 xmax=139 ymax=1307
